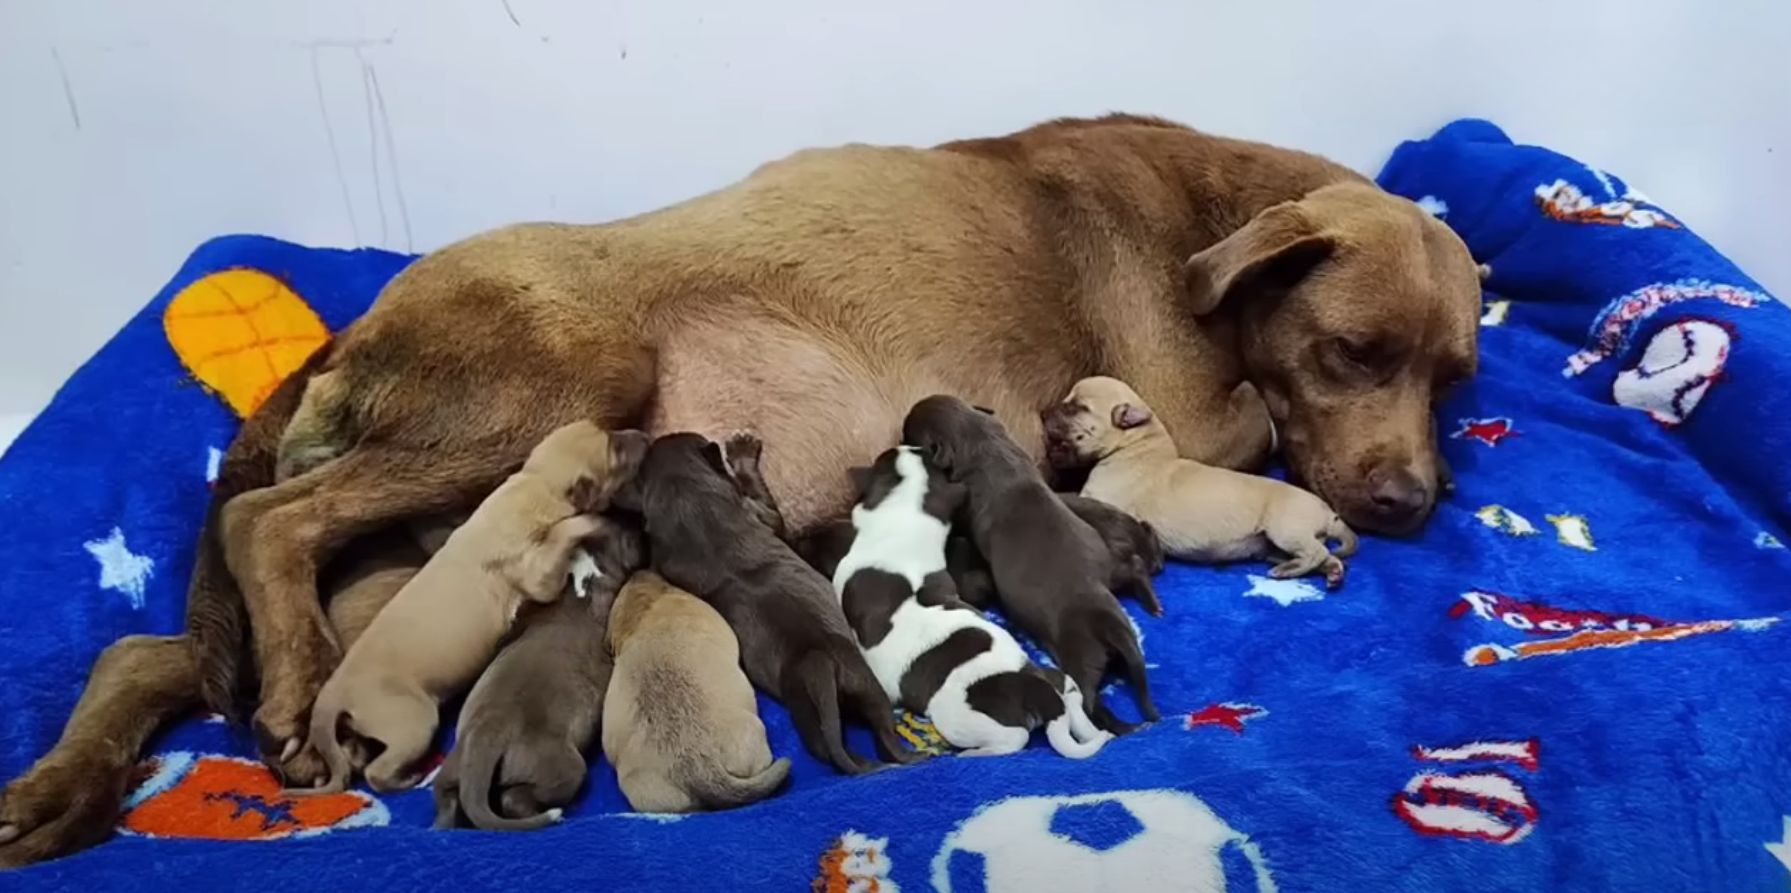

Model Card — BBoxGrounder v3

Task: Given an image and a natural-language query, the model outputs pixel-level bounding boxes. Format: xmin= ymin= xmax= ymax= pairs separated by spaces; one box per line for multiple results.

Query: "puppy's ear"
xmin=846 ymin=465 xmax=874 ymax=497
xmin=1111 ymin=403 xmax=1153 ymax=430
xmin=1183 ymin=200 xmax=1333 ymax=316
xmin=700 ymin=440 xmax=730 ymax=478
xmin=922 ymin=441 xmax=956 ymax=474
xmin=928 ymin=479 xmax=968 ymax=519
xmin=608 ymin=429 xmax=651 ymax=477
xmin=567 ymin=474 xmax=600 ymax=512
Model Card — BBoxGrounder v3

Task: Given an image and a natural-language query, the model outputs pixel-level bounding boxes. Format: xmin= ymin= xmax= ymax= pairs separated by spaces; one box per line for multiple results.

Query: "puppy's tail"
xmin=689 ymin=757 xmax=792 ymax=811
xmin=292 ymin=699 xmax=352 ymax=795
xmin=1327 ymin=517 xmax=1359 ymax=558
xmin=1096 ymin=609 xmax=1158 ymax=723
xmin=839 ymin=654 xmax=923 ymax=766
xmin=1044 ymin=678 xmax=1112 ymax=760
xmin=787 ymin=652 xmax=869 ymax=775
xmin=458 ymin=726 xmax=564 ymax=832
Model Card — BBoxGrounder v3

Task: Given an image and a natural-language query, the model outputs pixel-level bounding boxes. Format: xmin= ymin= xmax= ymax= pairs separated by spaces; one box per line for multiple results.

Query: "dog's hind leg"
xmin=221 ymin=442 xmax=518 ymax=783
xmin=360 ymin=693 xmax=440 ymax=793
xmin=0 ymin=635 xmax=196 ymax=868
xmin=1265 ymin=526 xmax=1345 ymax=588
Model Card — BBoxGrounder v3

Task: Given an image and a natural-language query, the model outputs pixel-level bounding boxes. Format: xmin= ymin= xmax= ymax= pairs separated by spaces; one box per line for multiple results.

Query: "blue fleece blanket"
xmin=3 ymin=120 xmax=1788 ymax=892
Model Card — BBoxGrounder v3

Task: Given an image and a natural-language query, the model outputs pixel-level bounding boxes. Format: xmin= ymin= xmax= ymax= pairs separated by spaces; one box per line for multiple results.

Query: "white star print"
xmin=84 ymin=526 xmax=154 ymax=610
xmin=1767 ymin=816 xmax=1791 ymax=875
xmin=1244 ymin=574 xmax=1324 ymax=607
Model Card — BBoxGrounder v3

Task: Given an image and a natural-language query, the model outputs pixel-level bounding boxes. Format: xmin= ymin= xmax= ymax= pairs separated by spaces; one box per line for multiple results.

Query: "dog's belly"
xmin=648 ymin=316 xmax=897 ymax=531
xmin=649 ymin=314 xmax=1050 ymax=532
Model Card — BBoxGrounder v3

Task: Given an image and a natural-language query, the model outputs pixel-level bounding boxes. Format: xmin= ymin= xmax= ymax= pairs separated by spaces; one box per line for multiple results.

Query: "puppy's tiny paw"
xmin=567 ymin=550 xmax=602 ymax=599
xmin=723 ymin=432 xmax=763 ymax=465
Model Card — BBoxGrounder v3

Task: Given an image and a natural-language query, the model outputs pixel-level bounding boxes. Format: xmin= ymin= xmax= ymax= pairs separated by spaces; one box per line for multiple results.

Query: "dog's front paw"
xmin=252 ymin=635 xmax=336 ymax=779
xmin=0 ymin=749 xmax=132 ymax=869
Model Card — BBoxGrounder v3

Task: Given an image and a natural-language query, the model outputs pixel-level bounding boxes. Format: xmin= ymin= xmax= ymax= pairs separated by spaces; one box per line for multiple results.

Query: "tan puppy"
xmin=301 ymin=421 xmax=648 ymax=793
xmin=602 ymin=571 xmax=790 ymax=813
xmin=1044 ymin=377 xmax=1357 ymax=587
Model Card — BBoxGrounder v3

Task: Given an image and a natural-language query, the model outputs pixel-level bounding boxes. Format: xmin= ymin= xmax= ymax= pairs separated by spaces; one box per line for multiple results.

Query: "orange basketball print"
xmin=163 ymin=268 xmax=329 ymax=418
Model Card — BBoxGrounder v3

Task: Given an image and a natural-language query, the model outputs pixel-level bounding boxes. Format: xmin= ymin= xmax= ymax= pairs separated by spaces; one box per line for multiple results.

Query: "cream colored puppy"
xmin=603 ymin=571 xmax=789 ymax=813
xmin=1043 ymin=377 xmax=1356 ymax=587
xmin=301 ymin=421 xmax=648 ymax=793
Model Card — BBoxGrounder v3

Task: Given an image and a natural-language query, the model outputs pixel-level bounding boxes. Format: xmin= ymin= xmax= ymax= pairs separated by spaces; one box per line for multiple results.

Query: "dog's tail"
xmin=688 ymin=757 xmax=793 ymax=811
xmin=1097 ymin=609 xmax=1158 ymax=723
xmin=457 ymin=726 xmax=565 ymax=832
xmin=1328 ymin=516 xmax=1359 ymax=558
xmin=839 ymin=652 xmax=922 ymax=766
xmin=188 ymin=342 xmax=337 ymax=719
xmin=1044 ymin=677 xmax=1113 ymax=759
xmin=786 ymin=652 xmax=870 ymax=775
xmin=292 ymin=698 xmax=352 ymax=795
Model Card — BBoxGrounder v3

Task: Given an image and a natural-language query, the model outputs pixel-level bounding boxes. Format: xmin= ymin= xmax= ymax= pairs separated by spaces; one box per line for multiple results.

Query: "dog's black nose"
xmin=1366 ymin=464 xmax=1428 ymax=518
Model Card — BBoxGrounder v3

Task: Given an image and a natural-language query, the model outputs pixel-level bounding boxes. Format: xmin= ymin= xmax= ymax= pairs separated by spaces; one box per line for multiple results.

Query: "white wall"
xmin=3 ymin=0 xmax=1786 ymax=448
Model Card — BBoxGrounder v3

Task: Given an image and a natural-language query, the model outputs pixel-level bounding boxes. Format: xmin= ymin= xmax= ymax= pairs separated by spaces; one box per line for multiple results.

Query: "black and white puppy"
xmin=833 ymin=446 xmax=1109 ymax=758
xmin=903 ymin=395 xmax=1159 ymax=734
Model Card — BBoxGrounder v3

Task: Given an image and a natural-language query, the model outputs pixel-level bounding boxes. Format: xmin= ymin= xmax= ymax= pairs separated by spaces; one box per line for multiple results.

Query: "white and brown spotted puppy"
xmin=1044 ymin=376 xmax=1357 ymax=587
xmin=602 ymin=571 xmax=790 ymax=813
xmin=300 ymin=421 xmax=649 ymax=793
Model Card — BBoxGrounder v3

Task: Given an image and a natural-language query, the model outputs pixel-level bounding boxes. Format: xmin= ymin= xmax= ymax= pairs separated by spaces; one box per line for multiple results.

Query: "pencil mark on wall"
xmin=501 ymin=0 xmax=521 ymax=27
xmin=365 ymin=64 xmax=414 ymax=251
xmin=299 ymin=30 xmax=399 ymax=50
xmin=50 ymin=48 xmax=81 ymax=130
xmin=310 ymin=48 xmax=363 ymax=245
xmin=358 ymin=57 xmax=390 ymax=245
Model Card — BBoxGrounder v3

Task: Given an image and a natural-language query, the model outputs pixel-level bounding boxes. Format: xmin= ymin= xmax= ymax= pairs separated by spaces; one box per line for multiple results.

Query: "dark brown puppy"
xmin=433 ymin=517 xmax=643 ymax=831
xmin=802 ymin=496 xmax=1163 ymax=618
xmin=617 ymin=433 xmax=914 ymax=775
xmin=903 ymin=396 xmax=1158 ymax=734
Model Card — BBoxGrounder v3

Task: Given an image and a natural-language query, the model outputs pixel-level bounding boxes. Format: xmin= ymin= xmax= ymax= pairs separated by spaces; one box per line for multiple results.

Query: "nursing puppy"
xmin=802 ymin=499 xmax=1161 ymax=617
xmin=835 ymin=446 xmax=1109 ymax=758
xmin=617 ymin=433 xmax=914 ymax=774
xmin=603 ymin=571 xmax=790 ymax=812
xmin=903 ymin=396 xmax=1157 ymax=734
xmin=433 ymin=516 xmax=644 ymax=830
xmin=303 ymin=421 xmax=648 ymax=793
xmin=1045 ymin=376 xmax=1356 ymax=587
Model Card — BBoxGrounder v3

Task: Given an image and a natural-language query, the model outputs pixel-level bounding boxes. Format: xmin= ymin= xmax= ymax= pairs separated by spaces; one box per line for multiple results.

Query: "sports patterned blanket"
xmin=3 ymin=119 xmax=1788 ymax=892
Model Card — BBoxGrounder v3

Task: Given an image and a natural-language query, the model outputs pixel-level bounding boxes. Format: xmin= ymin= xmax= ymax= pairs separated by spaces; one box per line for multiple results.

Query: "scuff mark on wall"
xmin=50 ymin=48 xmax=82 ymax=130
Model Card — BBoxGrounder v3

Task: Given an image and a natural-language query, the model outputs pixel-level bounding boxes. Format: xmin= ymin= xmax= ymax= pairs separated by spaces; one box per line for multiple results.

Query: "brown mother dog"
xmin=0 ymin=113 xmax=1479 ymax=866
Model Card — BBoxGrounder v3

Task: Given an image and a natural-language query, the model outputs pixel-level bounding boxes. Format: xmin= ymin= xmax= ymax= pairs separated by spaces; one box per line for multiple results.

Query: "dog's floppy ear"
xmin=846 ymin=465 xmax=874 ymax=497
xmin=1111 ymin=402 xmax=1153 ymax=430
xmin=1183 ymin=200 xmax=1333 ymax=316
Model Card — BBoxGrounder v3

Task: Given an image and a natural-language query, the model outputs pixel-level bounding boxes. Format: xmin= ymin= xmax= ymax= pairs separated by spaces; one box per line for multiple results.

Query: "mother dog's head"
xmin=1186 ymin=182 xmax=1482 ymax=534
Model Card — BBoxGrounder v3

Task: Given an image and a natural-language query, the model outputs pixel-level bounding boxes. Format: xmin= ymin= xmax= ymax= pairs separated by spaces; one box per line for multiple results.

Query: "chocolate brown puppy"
xmin=902 ymin=396 xmax=1157 ymax=734
xmin=603 ymin=571 xmax=790 ymax=813
xmin=618 ymin=433 xmax=915 ymax=775
xmin=800 ymin=497 xmax=1161 ymax=617
xmin=433 ymin=516 xmax=644 ymax=831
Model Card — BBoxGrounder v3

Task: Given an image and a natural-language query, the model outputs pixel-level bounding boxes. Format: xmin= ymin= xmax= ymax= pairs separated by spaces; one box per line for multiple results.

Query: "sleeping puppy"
xmin=833 ymin=445 xmax=1109 ymax=758
xmin=301 ymin=421 xmax=648 ymax=793
xmin=616 ymin=432 xmax=915 ymax=775
xmin=1044 ymin=376 xmax=1357 ymax=587
xmin=433 ymin=516 xmax=644 ymax=830
xmin=902 ymin=395 xmax=1158 ymax=734
xmin=603 ymin=570 xmax=791 ymax=812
